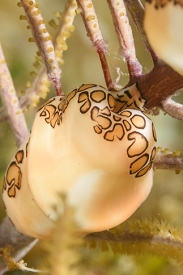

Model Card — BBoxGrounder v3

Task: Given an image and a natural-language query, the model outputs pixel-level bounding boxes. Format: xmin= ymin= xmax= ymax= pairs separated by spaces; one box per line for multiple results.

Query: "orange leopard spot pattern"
xmin=15 ymin=150 xmax=24 ymax=164
xmin=6 ymin=162 xmax=22 ymax=198
xmin=127 ymin=132 xmax=148 ymax=158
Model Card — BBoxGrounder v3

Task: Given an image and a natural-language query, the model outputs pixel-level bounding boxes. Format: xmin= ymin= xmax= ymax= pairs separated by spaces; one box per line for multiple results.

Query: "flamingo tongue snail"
xmin=2 ymin=83 xmax=157 ymax=239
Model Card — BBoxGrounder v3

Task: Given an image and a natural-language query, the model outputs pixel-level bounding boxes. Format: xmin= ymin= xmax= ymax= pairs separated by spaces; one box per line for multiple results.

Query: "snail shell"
xmin=2 ymin=83 xmax=157 ymax=239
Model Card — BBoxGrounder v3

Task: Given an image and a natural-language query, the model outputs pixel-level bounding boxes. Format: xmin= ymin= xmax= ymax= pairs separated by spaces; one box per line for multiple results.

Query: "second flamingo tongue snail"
xmin=2 ymin=83 xmax=157 ymax=239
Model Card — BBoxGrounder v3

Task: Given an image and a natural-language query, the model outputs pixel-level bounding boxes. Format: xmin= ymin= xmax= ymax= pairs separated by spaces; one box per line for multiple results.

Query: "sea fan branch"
xmin=20 ymin=0 xmax=62 ymax=95
xmin=54 ymin=0 xmax=77 ymax=66
xmin=154 ymin=148 xmax=183 ymax=172
xmin=124 ymin=0 xmax=158 ymax=62
xmin=0 ymin=44 xmax=29 ymax=146
xmin=0 ymin=217 xmax=37 ymax=275
xmin=19 ymin=0 xmax=77 ymax=109
xmin=161 ymin=97 xmax=183 ymax=121
xmin=85 ymin=219 xmax=183 ymax=264
xmin=107 ymin=0 xmax=142 ymax=78
xmin=76 ymin=0 xmax=114 ymax=89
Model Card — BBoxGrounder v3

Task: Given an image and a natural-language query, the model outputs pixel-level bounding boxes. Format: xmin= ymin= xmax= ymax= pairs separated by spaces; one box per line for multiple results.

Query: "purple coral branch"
xmin=154 ymin=149 xmax=183 ymax=172
xmin=0 ymin=44 xmax=29 ymax=146
xmin=20 ymin=0 xmax=62 ymax=95
xmin=161 ymin=97 xmax=183 ymax=121
xmin=19 ymin=1 xmax=77 ymax=109
xmin=107 ymin=0 xmax=142 ymax=78
xmin=124 ymin=0 xmax=158 ymax=63
xmin=76 ymin=0 xmax=114 ymax=90
xmin=0 ymin=217 xmax=37 ymax=275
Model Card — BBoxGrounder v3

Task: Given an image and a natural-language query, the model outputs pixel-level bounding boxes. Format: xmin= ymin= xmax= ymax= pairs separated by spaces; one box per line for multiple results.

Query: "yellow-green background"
xmin=0 ymin=0 xmax=183 ymax=274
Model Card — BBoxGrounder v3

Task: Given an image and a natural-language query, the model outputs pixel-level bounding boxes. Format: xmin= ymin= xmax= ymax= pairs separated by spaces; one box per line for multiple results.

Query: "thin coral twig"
xmin=0 ymin=217 xmax=37 ymax=275
xmin=0 ymin=246 xmax=42 ymax=273
xmin=54 ymin=0 xmax=77 ymax=66
xmin=124 ymin=0 xmax=158 ymax=63
xmin=20 ymin=0 xmax=62 ymax=95
xmin=107 ymin=0 xmax=142 ymax=78
xmin=18 ymin=0 xmax=77 ymax=110
xmin=161 ymin=97 xmax=183 ymax=121
xmin=19 ymin=67 xmax=50 ymax=109
xmin=0 ymin=0 xmax=78 ymax=120
xmin=85 ymin=219 xmax=183 ymax=264
xmin=154 ymin=149 xmax=183 ymax=172
xmin=0 ymin=44 xmax=29 ymax=146
xmin=76 ymin=0 xmax=114 ymax=90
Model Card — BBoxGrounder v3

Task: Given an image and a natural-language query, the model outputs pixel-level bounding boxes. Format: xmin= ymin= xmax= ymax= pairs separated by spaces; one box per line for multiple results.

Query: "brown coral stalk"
xmin=136 ymin=62 xmax=183 ymax=110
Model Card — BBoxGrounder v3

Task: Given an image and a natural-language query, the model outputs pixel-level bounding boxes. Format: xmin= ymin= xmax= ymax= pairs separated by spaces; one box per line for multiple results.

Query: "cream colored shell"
xmin=144 ymin=0 xmax=183 ymax=75
xmin=2 ymin=83 xmax=157 ymax=239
